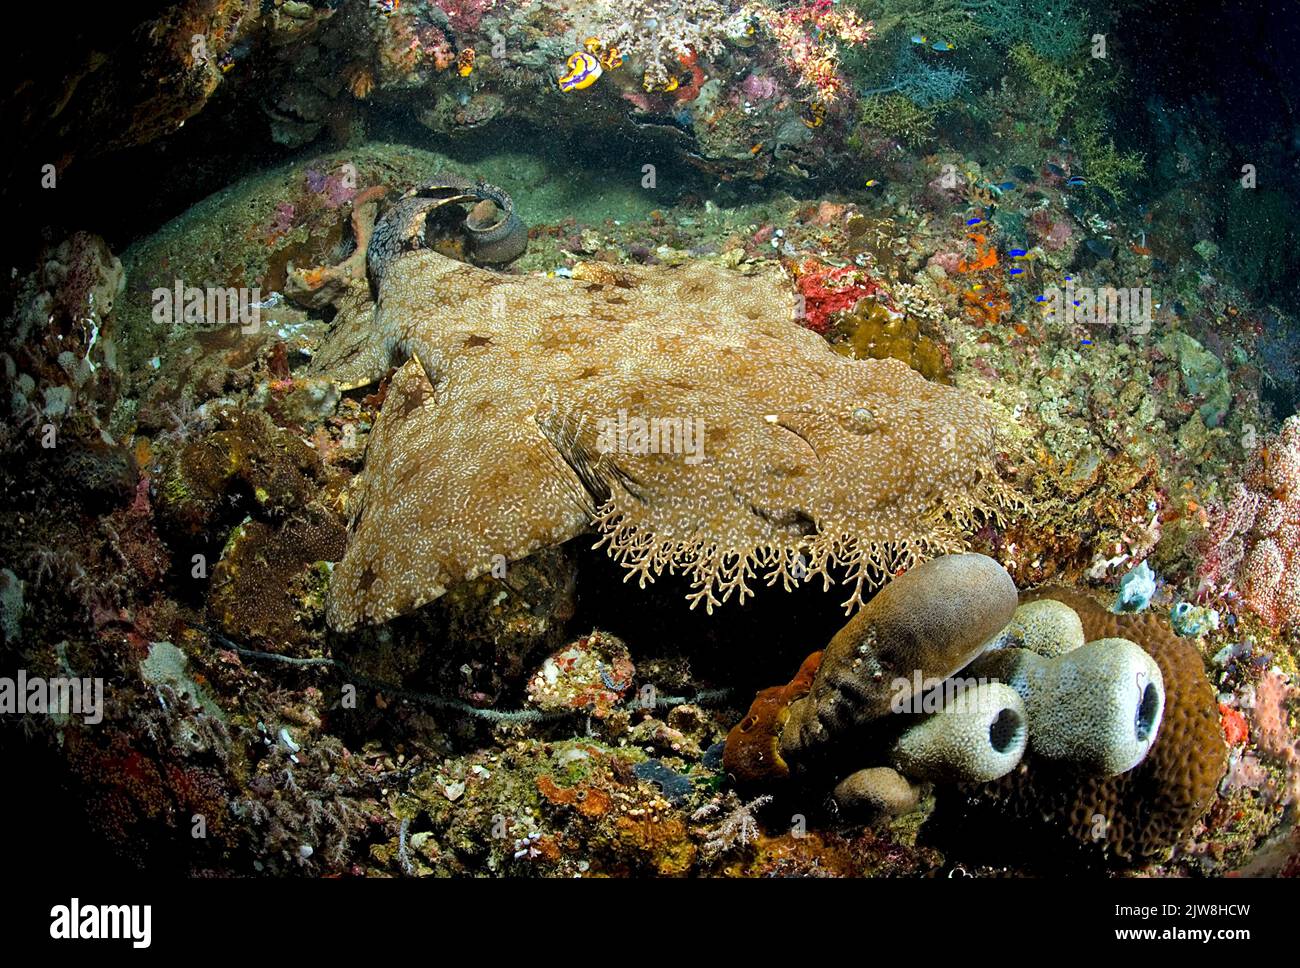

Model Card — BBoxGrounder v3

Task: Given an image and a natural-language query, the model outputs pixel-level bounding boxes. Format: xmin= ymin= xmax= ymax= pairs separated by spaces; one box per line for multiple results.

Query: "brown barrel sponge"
xmin=965 ymin=587 xmax=1227 ymax=863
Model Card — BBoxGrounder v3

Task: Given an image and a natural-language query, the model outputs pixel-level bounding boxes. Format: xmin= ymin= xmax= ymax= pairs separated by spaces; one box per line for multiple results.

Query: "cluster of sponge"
xmin=971 ymin=620 xmax=1165 ymax=776
xmin=959 ymin=588 xmax=1228 ymax=862
xmin=724 ymin=556 xmax=1219 ymax=863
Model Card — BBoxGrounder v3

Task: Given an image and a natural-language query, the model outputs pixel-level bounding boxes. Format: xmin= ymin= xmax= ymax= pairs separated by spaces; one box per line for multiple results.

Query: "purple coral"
xmin=323 ymin=172 xmax=356 ymax=209
xmin=269 ymin=202 xmax=296 ymax=237
xmin=741 ymin=73 xmax=778 ymax=101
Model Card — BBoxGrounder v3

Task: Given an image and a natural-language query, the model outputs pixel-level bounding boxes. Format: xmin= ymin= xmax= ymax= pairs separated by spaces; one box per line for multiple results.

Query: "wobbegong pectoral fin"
xmin=326 ymin=359 xmax=593 ymax=631
xmin=306 ymin=288 xmax=398 ymax=390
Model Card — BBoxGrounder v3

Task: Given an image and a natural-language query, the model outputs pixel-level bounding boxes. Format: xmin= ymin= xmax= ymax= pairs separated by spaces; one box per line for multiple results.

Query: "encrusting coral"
xmin=315 ymin=187 xmax=1021 ymax=631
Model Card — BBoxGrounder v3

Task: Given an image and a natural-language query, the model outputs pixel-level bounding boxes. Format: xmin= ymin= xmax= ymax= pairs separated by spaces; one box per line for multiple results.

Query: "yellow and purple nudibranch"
xmin=558 ymin=51 xmax=602 ymax=91
xmin=559 ymin=38 xmax=621 ymax=92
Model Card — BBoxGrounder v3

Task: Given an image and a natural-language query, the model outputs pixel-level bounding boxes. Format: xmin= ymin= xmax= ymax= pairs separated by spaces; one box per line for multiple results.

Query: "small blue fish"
xmin=910 ymin=34 xmax=928 ymax=45
xmin=1066 ymin=175 xmax=1087 ymax=188
xmin=1081 ymin=339 xmax=1092 ymax=345
xmin=1009 ymin=248 xmax=1028 ymax=258
xmin=1010 ymin=267 xmax=1024 ymax=275
xmin=1035 ymin=294 xmax=1048 ymax=302
xmin=966 ymin=217 xmax=982 ymax=226
xmin=931 ymin=40 xmax=954 ymax=52
xmin=995 ymin=181 xmax=1017 ymax=192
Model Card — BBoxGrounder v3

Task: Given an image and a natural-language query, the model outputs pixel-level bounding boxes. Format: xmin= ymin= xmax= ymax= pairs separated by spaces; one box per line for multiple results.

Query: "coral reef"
xmin=1196 ymin=414 xmax=1300 ymax=629
xmin=153 ymin=408 xmax=325 ymax=544
xmin=861 ymin=44 xmax=968 ymax=108
xmin=747 ymin=0 xmax=874 ymax=103
xmin=853 ymin=92 xmax=938 ymax=146
xmin=525 ymin=631 xmax=635 ymax=718
xmin=5 ymin=0 xmax=1298 ymax=883
xmin=965 ymin=0 xmax=1085 ymax=61
xmin=209 ymin=507 xmax=347 ymax=651
xmin=829 ymin=298 xmax=952 ymax=383
xmin=720 ymin=564 xmax=1222 ymax=867
xmin=554 ymin=0 xmax=735 ymax=91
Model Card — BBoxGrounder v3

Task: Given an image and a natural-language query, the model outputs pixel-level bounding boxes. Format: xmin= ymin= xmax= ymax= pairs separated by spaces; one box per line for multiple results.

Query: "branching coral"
xmin=555 ymin=0 xmax=736 ymax=89
xmin=693 ymin=792 xmax=773 ymax=858
xmin=861 ymin=43 xmax=967 ymax=107
xmin=747 ymin=0 xmax=874 ymax=102
xmin=1008 ymin=42 xmax=1082 ymax=130
xmin=851 ymin=0 xmax=987 ymax=47
xmin=1071 ymin=114 xmax=1147 ymax=207
xmin=854 ymin=92 xmax=938 ymax=146
xmin=964 ymin=0 xmax=1085 ymax=61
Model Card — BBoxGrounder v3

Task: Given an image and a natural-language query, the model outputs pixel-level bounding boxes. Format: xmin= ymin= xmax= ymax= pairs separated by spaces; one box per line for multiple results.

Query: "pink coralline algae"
xmin=741 ymin=73 xmax=778 ymax=102
xmin=303 ymin=170 xmax=357 ymax=209
xmin=924 ymin=172 xmax=964 ymax=210
xmin=268 ymin=202 xmax=296 ymax=241
xmin=525 ymin=631 xmax=635 ymax=719
xmin=748 ymin=0 xmax=872 ymax=103
xmin=435 ymin=0 xmax=495 ymax=33
xmin=1030 ymin=208 xmax=1073 ymax=250
xmin=1196 ymin=414 xmax=1300 ymax=629
xmin=323 ymin=172 xmax=357 ymax=208
xmin=1252 ymin=669 xmax=1299 ymax=804
xmin=926 ymin=251 xmax=962 ymax=274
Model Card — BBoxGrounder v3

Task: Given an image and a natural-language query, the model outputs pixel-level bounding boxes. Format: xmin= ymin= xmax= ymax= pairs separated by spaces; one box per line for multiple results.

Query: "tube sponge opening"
xmin=889 ymin=681 xmax=1028 ymax=783
xmin=974 ymin=637 xmax=1166 ymax=776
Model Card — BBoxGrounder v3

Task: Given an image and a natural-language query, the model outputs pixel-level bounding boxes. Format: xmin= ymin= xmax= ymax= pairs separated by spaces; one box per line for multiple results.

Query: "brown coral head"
xmin=724 ymin=651 xmax=822 ymax=786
